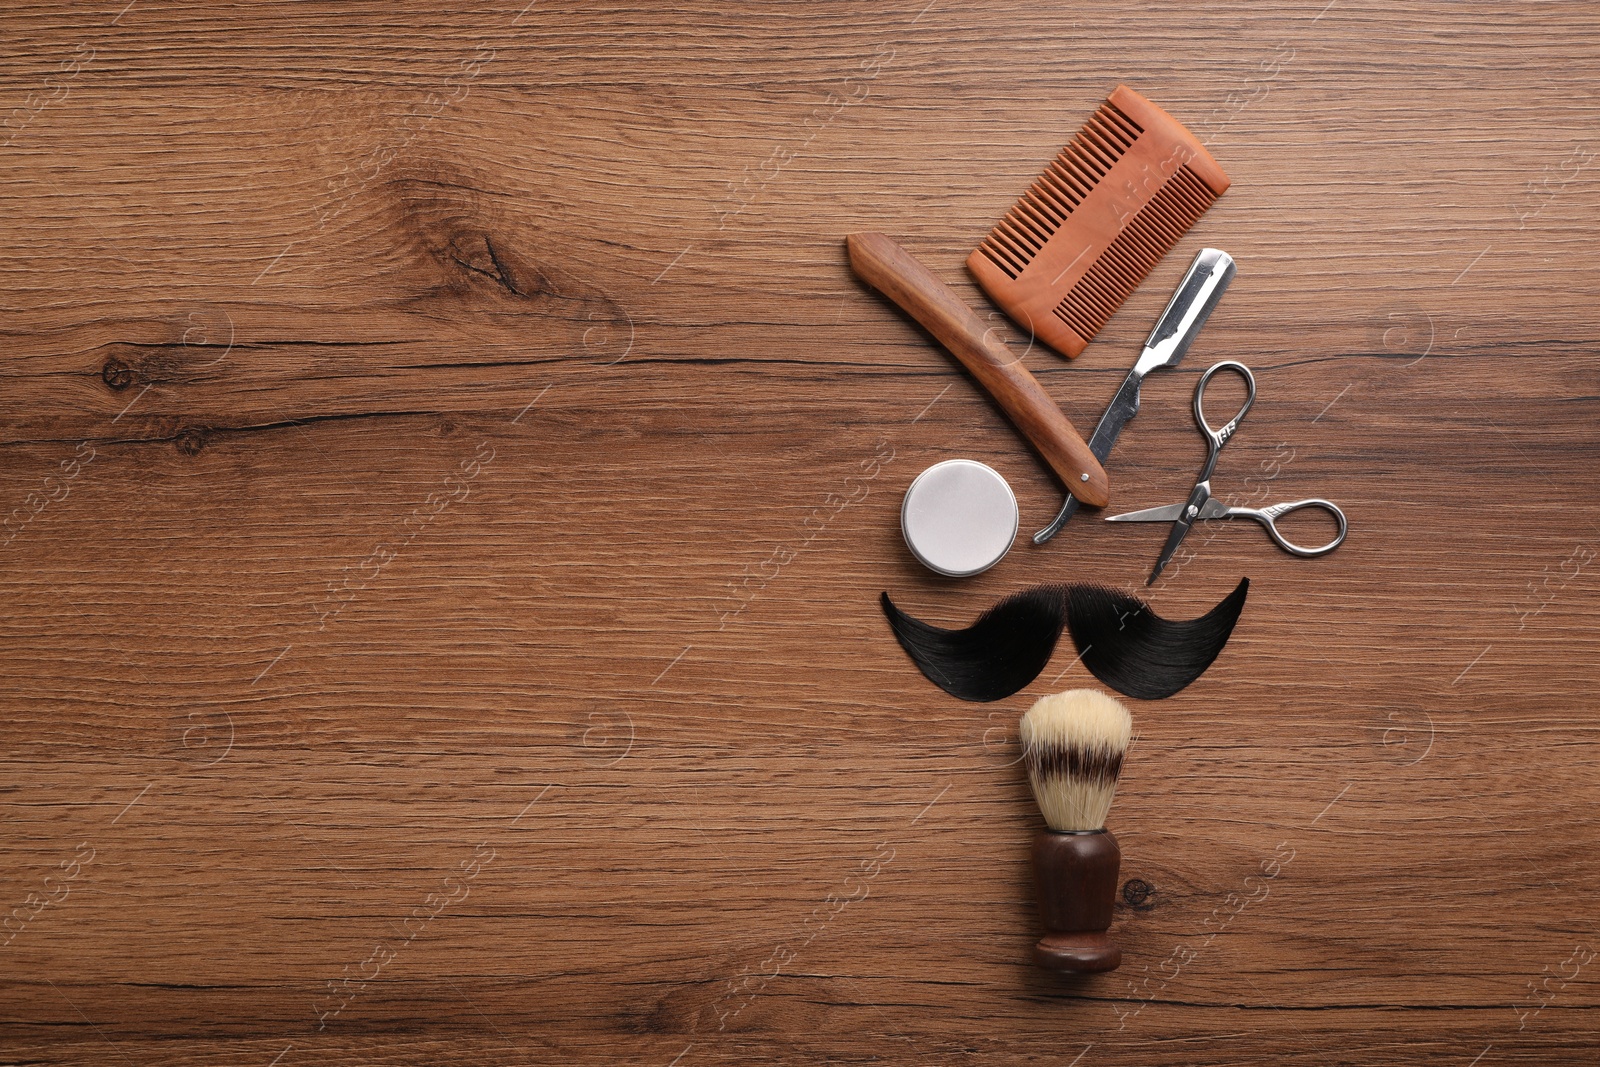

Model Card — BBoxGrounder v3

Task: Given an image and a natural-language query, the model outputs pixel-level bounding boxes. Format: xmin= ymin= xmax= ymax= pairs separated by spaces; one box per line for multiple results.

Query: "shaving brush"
xmin=1019 ymin=688 xmax=1132 ymax=973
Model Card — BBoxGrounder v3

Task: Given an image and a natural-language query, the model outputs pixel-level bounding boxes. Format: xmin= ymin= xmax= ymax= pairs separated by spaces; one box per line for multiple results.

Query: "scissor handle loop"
xmin=1242 ymin=498 xmax=1348 ymax=556
xmin=1194 ymin=360 xmax=1257 ymax=451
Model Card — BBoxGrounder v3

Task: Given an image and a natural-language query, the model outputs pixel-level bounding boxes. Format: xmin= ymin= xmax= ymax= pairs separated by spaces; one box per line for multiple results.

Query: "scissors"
xmin=1106 ymin=360 xmax=1348 ymax=584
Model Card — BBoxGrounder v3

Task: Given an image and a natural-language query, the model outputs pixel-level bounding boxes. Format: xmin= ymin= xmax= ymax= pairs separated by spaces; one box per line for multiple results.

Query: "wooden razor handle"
xmin=846 ymin=232 xmax=1109 ymax=508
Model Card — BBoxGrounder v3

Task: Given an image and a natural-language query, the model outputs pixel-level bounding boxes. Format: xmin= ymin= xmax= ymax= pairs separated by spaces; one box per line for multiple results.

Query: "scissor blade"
xmin=1105 ymin=503 xmax=1187 ymax=523
xmin=1148 ymin=484 xmax=1210 ymax=584
xmin=1149 ymin=516 xmax=1196 ymax=584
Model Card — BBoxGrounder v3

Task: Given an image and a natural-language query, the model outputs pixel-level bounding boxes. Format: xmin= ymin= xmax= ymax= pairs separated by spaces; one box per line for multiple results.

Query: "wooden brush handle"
xmin=1032 ymin=828 xmax=1122 ymax=973
xmin=846 ymin=232 xmax=1110 ymax=509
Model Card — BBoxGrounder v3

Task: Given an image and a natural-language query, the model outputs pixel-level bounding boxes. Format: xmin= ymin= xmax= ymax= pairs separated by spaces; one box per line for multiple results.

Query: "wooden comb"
xmin=967 ymin=85 xmax=1230 ymax=359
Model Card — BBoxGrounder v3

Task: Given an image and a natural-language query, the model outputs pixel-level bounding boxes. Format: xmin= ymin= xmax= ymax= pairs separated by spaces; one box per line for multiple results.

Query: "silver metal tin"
xmin=900 ymin=459 xmax=1019 ymax=578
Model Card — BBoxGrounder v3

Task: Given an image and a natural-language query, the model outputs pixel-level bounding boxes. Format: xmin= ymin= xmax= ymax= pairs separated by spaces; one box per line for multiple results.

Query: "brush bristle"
xmin=1019 ymin=689 xmax=1132 ymax=832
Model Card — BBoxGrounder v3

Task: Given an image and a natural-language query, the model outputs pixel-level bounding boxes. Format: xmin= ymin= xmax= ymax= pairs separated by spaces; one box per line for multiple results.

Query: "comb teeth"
xmin=965 ymin=85 xmax=1231 ymax=359
xmin=1053 ymin=166 xmax=1218 ymax=339
xmin=977 ymin=102 xmax=1145 ymax=280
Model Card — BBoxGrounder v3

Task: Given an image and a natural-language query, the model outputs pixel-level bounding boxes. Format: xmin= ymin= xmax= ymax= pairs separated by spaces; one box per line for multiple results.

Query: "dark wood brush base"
xmin=1032 ymin=828 xmax=1121 ymax=973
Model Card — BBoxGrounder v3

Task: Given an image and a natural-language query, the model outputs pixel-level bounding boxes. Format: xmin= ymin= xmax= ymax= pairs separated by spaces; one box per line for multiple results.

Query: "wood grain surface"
xmin=2 ymin=1 xmax=1598 ymax=1064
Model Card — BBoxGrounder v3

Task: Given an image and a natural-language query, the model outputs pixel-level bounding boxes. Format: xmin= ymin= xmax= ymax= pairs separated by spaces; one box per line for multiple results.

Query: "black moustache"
xmin=880 ymin=578 xmax=1249 ymax=702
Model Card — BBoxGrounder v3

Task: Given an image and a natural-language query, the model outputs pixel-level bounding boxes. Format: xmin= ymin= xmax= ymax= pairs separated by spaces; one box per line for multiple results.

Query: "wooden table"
xmin=3 ymin=2 xmax=1597 ymax=1063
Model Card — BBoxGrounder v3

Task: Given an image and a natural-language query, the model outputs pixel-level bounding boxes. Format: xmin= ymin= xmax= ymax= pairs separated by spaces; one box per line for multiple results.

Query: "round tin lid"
xmin=900 ymin=459 xmax=1019 ymax=577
